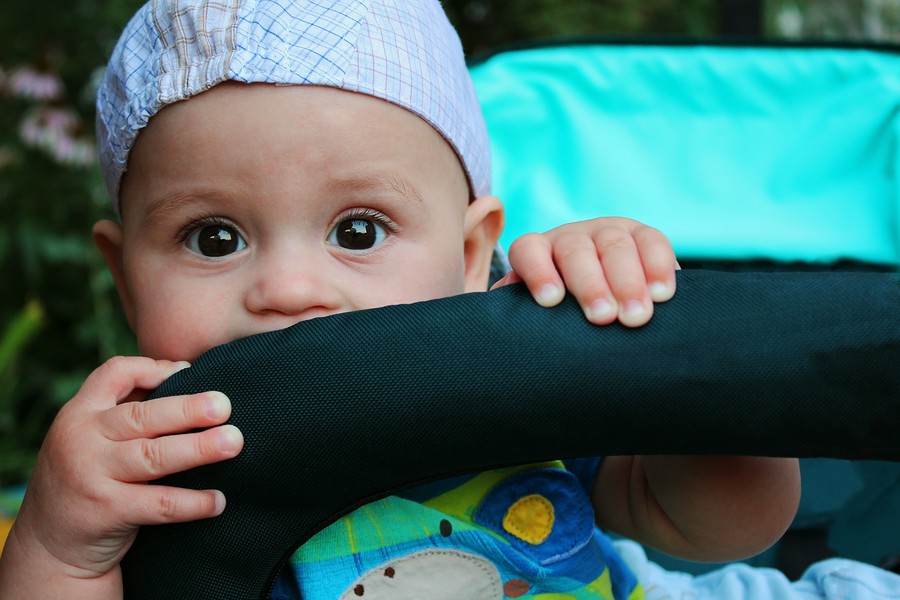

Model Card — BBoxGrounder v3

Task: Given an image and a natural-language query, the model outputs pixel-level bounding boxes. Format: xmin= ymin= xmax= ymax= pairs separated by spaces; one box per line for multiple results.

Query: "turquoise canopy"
xmin=472 ymin=43 xmax=900 ymax=266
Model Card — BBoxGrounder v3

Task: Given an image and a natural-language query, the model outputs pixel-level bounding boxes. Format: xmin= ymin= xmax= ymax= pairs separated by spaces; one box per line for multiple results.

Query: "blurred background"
xmin=2 ymin=0 xmax=900 ymax=493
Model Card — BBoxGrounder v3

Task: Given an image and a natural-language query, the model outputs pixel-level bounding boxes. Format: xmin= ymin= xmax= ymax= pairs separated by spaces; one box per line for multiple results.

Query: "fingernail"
xmin=536 ymin=284 xmax=563 ymax=307
xmin=205 ymin=392 xmax=230 ymax=420
xmin=649 ymin=281 xmax=672 ymax=302
xmin=174 ymin=361 xmax=191 ymax=372
xmin=622 ymin=300 xmax=646 ymax=318
xmin=214 ymin=490 xmax=226 ymax=515
xmin=588 ymin=299 xmax=616 ymax=322
xmin=218 ymin=425 xmax=243 ymax=453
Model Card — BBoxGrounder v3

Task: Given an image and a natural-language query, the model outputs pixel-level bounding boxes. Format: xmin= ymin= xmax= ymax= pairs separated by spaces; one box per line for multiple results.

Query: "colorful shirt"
xmin=275 ymin=460 xmax=642 ymax=599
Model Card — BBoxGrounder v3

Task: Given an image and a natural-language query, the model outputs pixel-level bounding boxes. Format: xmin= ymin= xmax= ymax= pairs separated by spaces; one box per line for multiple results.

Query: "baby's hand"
xmin=493 ymin=217 xmax=678 ymax=327
xmin=1 ymin=357 xmax=241 ymax=594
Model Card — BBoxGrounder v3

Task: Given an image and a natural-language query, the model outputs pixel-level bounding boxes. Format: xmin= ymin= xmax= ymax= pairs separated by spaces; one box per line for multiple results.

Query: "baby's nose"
xmin=244 ymin=258 xmax=342 ymax=319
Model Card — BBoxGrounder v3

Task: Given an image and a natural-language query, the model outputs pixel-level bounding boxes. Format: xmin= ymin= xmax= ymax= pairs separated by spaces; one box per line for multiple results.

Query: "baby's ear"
xmin=463 ymin=195 xmax=505 ymax=292
xmin=93 ymin=219 xmax=136 ymax=329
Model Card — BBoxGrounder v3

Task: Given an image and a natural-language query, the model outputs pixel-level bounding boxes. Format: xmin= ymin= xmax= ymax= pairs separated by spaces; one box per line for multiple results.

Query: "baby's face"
xmin=95 ymin=83 xmax=502 ymax=361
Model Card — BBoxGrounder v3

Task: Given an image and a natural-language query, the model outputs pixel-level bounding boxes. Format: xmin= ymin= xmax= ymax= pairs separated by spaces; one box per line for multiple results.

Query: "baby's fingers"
xmin=592 ymin=226 xmax=655 ymax=327
xmin=632 ymin=224 xmax=679 ymax=303
xmin=109 ymin=425 xmax=243 ymax=482
xmin=100 ymin=392 xmax=232 ymax=441
xmin=504 ymin=233 xmax=565 ymax=306
xmin=77 ymin=356 xmax=191 ymax=409
xmin=133 ymin=486 xmax=227 ymax=525
xmin=551 ymin=232 xmax=619 ymax=324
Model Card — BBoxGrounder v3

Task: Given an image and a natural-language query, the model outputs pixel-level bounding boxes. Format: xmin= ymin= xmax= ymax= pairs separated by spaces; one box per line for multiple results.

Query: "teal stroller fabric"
xmin=122 ymin=272 xmax=900 ymax=599
xmin=470 ymin=42 xmax=900 ymax=266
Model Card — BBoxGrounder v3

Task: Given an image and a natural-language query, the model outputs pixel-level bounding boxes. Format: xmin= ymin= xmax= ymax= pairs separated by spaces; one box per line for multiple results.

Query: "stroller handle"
xmin=122 ymin=270 xmax=900 ymax=599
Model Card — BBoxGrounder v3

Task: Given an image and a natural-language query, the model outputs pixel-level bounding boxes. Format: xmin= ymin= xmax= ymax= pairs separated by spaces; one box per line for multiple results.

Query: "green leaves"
xmin=0 ymin=300 xmax=43 ymax=379
xmin=0 ymin=302 xmax=43 ymax=487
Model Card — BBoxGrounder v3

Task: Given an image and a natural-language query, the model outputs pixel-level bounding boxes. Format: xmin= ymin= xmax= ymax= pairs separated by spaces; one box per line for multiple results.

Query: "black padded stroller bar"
xmin=122 ymin=270 xmax=900 ymax=599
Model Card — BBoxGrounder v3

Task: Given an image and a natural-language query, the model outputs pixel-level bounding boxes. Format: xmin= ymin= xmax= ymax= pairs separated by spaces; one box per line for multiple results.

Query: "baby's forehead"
xmin=120 ymin=83 xmax=471 ymax=218
xmin=98 ymin=0 xmax=490 ymax=215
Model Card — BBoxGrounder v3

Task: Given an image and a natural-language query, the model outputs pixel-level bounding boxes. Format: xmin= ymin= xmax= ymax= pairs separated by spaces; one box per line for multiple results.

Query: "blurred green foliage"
xmin=0 ymin=0 xmax=144 ymax=486
xmin=444 ymin=0 xmax=719 ymax=54
xmin=1 ymin=0 xmax=899 ymax=488
xmin=0 ymin=301 xmax=44 ymax=481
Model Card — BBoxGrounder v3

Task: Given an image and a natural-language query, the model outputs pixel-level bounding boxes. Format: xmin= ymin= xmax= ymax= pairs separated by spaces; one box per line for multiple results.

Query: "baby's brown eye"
xmin=328 ymin=218 xmax=386 ymax=251
xmin=186 ymin=224 xmax=246 ymax=257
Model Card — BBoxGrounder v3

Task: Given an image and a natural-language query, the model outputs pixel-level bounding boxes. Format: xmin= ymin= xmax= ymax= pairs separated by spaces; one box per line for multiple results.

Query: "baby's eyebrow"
xmin=140 ymin=189 xmax=231 ymax=223
xmin=328 ymin=173 xmax=424 ymax=205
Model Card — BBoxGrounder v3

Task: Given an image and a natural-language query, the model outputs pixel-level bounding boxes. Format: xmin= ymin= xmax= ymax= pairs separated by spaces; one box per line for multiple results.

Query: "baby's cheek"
xmin=397 ymin=255 xmax=466 ymax=303
xmin=134 ymin=307 xmax=224 ymax=362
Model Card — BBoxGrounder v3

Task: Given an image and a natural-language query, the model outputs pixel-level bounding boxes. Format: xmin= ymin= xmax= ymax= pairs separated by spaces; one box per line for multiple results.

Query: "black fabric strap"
xmin=121 ymin=270 xmax=900 ymax=599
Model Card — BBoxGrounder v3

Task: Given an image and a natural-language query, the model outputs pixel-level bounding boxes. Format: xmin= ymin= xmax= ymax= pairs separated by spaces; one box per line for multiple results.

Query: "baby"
xmin=0 ymin=1 xmax=811 ymax=598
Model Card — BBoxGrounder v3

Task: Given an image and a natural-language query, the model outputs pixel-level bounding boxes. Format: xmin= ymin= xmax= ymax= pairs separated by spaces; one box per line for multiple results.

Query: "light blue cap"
xmin=96 ymin=0 xmax=491 ymax=212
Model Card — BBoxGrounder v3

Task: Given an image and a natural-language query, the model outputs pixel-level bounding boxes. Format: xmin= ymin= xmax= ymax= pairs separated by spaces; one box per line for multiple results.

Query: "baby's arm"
xmin=0 ymin=357 xmax=242 ymax=599
xmin=596 ymin=455 xmax=801 ymax=562
xmin=497 ymin=219 xmax=800 ymax=558
xmin=493 ymin=217 xmax=678 ymax=327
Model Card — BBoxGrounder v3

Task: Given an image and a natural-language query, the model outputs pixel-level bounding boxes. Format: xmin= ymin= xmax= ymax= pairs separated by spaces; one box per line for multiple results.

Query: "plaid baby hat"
xmin=96 ymin=0 xmax=491 ymax=212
